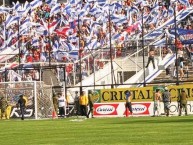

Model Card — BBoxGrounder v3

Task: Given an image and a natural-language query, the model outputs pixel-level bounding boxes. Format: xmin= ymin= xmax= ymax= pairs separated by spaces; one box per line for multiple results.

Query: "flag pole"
xmin=108 ymin=3 xmax=114 ymax=89
xmin=18 ymin=18 xmax=21 ymax=66
xmin=78 ymin=14 xmax=82 ymax=93
xmin=174 ymin=3 xmax=179 ymax=85
xmin=48 ymin=16 xmax=51 ymax=66
xmin=142 ymin=7 xmax=146 ymax=87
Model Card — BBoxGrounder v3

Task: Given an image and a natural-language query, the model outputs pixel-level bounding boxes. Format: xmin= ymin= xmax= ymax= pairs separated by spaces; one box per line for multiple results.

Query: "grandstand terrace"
xmin=0 ymin=0 xmax=193 ymax=97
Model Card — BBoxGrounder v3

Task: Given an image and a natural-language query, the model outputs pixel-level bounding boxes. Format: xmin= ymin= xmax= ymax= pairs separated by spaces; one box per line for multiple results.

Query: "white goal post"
xmin=0 ymin=81 xmax=54 ymax=120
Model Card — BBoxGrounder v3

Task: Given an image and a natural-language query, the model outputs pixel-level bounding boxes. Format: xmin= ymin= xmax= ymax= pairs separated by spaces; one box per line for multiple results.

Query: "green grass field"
xmin=0 ymin=116 xmax=193 ymax=145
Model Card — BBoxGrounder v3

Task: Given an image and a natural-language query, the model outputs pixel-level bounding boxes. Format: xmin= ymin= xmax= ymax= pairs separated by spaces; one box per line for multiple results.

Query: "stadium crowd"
xmin=0 ymin=0 xmax=193 ymax=84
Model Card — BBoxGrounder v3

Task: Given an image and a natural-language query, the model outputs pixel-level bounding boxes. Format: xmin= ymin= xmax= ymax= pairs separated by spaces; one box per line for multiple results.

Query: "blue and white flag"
xmin=170 ymin=28 xmax=193 ymax=44
xmin=30 ymin=0 xmax=42 ymax=10
xmin=168 ymin=6 xmax=174 ymax=17
xmin=12 ymin=1 xmax=21 ymax=11
xmin=0 ymin=6 xmax=12 ymax=13
xmin=68 ymin=34 xmax=78 ymax=43
xmin=55 ymin=51 xmax=69 ymax=61
xmin=97 ymin=0 xmax=107 ymax=7
xmin=23 ymin=1 xmax=31 ymax=16
xmin=46 ymin=0 xmax=57 ymax=7
xmin=53 ymin=40 xmax=60 ymax=52
xmin=178 ymin=0 xmax=190 ymax=7
xmin=69 ymin=51 xmax=79 ymax=60
xmin=32 ymin=38 xmax=39 ymax=47
xmin=86 ymin=39 xmax=98 ymax=50
xmin=112 ymin=33 xmax=121 ymax=41
xmin=153 ymin=38 xmax=166 ymax=47
xmin=6 ymin=16 xmax=20 ymax=28
xmin=50 ymin=3 xmax=61 ymax=16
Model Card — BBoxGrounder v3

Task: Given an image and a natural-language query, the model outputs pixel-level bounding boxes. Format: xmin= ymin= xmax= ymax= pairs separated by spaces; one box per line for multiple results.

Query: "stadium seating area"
xmin=0 ymin=0 xmax=193 ymax=86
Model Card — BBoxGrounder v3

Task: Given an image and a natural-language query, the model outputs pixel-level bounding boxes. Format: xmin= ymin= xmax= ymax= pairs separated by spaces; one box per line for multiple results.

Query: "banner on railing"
xmin=93 ymin=101 xmax=193 ymax=117
xmin=89 ymin=84 xmax=193 ymax=103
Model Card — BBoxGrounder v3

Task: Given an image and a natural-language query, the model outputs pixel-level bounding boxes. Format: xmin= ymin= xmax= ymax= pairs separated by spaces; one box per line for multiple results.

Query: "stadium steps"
xmin=152 ymin=64 xmax=193 ymax=83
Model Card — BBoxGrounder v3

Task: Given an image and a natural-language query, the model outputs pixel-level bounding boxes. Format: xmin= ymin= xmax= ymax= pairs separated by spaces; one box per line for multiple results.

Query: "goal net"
xmin=0 ymin=81 xmax=54 ymax=120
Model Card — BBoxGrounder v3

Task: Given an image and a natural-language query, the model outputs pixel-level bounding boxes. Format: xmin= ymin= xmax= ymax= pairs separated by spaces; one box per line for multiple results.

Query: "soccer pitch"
xmin=0 ymin=116 xmax=193 ymax=145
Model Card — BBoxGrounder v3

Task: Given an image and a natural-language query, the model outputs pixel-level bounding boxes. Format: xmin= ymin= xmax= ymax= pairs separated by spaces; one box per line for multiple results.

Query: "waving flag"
xmin=0 ymin=6 xmax=12 ymax=13
xmin=50 ymin=3 xmax=61 ymax=17
xmin=97 ymin=0 xmax=107 ymax=7
xmin=69 ymin=51 xmax=79 ymax=60
xmin=30 ymin=0 xmax=42 ymax=10
xmin=153 ymin=38 xmax=166 ymax=47
xmin=32 ymin=38 xmax=40 ymax=47
xmin=86 ymin=39 xmax=99 ymax=50
xmin=6 ymin=16 xmax=20 ymax=28
xmin=42 ymin=19 xmax=60 ymax=34
xmin=53 ymin=40 xmax=60 ymax=52
xmin=170 ymin=28 xmax=193 ymax=44
xmin=55 ymin=26 xmax=72 ymax=37
xmin=45 ymin=0 xmax=52 ymax=5
xmin=112 ymin=33 xmax=121 ymax=41
xmin=12 ymin=1 xmax=21 ymax=11
xmin=167 ymin=6 xmax=174 ymax=17
xmin=68 ymin=34 xmax=78 ymax=43
xmin=178 ymin=0 xmax=190 ymax=7
xmin=23 ymin=1 xmax=31 ymax=15
xmin=55 ymin=51 xmax=69 ymax=61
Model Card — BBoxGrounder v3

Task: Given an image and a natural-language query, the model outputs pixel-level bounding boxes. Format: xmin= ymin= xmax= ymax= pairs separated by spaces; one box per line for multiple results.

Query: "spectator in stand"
xmin=32 ymin=70 xmax=40 ymax=81
xmin=0 ymin=0 xmax=192 ymax=86
xmin=187 ymin=46 xmax=193 ymax=67
xmin=146 ymin=48 xmax=156 ymax=69
xmin=26 ymin=73 xmax=33 ymax=81
xmin=179 ymin=57 xmax=185 ymax=81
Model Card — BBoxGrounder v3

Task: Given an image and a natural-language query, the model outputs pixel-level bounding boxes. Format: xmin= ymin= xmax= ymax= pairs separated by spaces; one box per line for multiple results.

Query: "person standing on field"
xmin=178 ymin=88 xmax=188 ymax=116
xmin=74 ymin=91 xmax=80 ymax=116
xmin=16 ymin=94 xmax=26 ymax=120
xmin=79 ymin=91 xmax=88 ymax=118
xmin=87 ymin=90 xmax=94 ymax=118
xmin=125 ymin=90 xmax=133 ymax=116
xmin=162 ymin=87 xmax=171 ymax=117
xmin=52 ymin=93 xmax=58 ymax=117
xmin=154 ymin=89 xmax=162 ymax=116
xmin=0 ymin=96 xmax=8 ymax=119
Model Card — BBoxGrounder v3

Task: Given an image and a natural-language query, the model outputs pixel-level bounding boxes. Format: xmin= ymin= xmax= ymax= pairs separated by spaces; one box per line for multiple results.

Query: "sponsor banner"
xmin=167 ymin=101 xmax=193 ymax=116
xmin=94 ymin=104 xmax=119 ymax=116
xmin=93 ymin=102 xmax=152 ymax=117
xmin=123 ymin=103 xmax=151 ymax=116
xmin=88 ymin=90 xmax=101 ymax=103
xmin=93 ymin=101 xmax=193 ymax=117
xmin=100 ymin=86 xmax=153 ymax=102
xmin=10 ymin=105 xmax=34 ymax=119
xmin=99 ymin=84 xmax=193 ymax=103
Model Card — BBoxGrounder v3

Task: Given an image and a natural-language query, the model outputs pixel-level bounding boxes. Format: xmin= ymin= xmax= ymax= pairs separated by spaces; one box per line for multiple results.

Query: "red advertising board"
xmin=94 ymin=104 xmax=119 ymax=116
xmin=123 ymin=103 xmax=151 ymax=116
xmin=93 ymin=103 xmax=151 ymax=117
